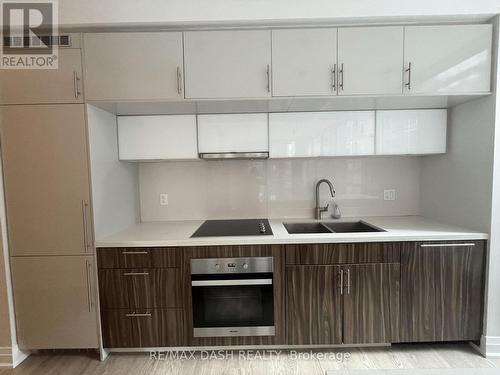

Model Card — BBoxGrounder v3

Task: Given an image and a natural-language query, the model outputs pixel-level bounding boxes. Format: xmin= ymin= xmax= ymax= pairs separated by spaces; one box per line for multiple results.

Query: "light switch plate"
xmin=384 ymin=189 xmax=396 ymax=201
xmin=159 ymin=193 xmax=169 ymax=206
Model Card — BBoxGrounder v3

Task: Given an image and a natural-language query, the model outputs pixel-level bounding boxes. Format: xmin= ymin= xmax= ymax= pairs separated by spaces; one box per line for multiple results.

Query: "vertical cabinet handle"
xmin=346 ymin=268 xmax=351 ymax=295
xmin=331 ymin=64 xmax=336 ymax=91
xmin=176 ymin=66 xmax=182 ymax=95
xmin=339 ymin=63 xmax=344 ymax=91
xmin=73 ymin=71 xmax=81 ymax=98
xmin=82 ymin=200 xmax=92 ymax=252
xmin=266 ymin=64 xmax=271 ymax=93
xmin=339 ymin=269 xmax=344 ymax=295
xmin=85 ymin=260 xmax=93 ymax=312
xmin=405 ymin=62 xmax=412 ymax=90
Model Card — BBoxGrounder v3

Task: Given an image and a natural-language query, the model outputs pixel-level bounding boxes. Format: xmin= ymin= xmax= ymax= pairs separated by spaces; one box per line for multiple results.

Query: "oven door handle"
xmin=191 ymin=279 xmax=273 ymax=286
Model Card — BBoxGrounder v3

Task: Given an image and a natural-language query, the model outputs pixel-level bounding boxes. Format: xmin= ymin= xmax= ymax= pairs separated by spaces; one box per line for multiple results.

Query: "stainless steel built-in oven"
xmin=191 ymin=256 xmax=275 ymax=337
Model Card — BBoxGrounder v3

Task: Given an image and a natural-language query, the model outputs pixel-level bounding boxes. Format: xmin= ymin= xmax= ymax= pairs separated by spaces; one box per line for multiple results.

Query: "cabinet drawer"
xmin=101 ymin=309 xmax=185 ymax=347
xmin=285 ymin=242 xmax=401 ymax=265
xmin=97 ymin=248 xmax=180 ymax=268
xmin=99 ymin=268 xmax=183 ymax=309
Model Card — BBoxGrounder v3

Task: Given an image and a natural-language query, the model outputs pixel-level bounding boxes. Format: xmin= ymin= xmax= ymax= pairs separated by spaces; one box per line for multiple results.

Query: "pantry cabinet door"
xmin=84 ymin=32 xmax=184 ymax=100
xmin=184 ymin=30 xmax=271 ymax=98
xmin=0 ymin=49 xmax=83 ymax=104
xmin=11 ymin=256 xmax=98 ymax=349
xmin=404 ymin=25 xmax=492 ymax=94
xmin=272 ymin=28 xmax=337 ymax=96
xmin=338 ymin=27 xmax=404 ymax=95
xmin=0 ymin=105 xmax=92 ymax=256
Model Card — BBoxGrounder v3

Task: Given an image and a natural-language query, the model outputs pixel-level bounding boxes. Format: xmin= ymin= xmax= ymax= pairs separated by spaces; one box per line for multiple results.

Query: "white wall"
xmin=87 ymin=105 xmax=140 ymax=239
xmin=420 ymin=98 xmax=495 ymax=232
xmin=485 ymin=16 xmax=500 ymax=355
xmin=139 ymin=156 xmax=421 ymax=221
xmin=59 ymin=0 xmax=500 ymax=27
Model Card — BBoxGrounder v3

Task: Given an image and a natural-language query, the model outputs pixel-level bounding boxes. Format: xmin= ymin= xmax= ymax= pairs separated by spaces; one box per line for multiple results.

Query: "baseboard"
xmin=481 ymin=335 xmax=500 ymax=357
xmin=11 ymin=344 xmax=29 ymax=368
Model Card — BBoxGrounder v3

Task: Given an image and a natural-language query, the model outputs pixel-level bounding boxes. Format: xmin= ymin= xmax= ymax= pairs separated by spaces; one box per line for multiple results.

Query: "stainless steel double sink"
xmin=283 ymin=221 xmax=384 ymax=234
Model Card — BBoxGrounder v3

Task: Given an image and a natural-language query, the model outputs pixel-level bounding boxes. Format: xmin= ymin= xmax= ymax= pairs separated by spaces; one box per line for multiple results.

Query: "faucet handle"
xmin=321 ymin=204 xmax=329 ymax=212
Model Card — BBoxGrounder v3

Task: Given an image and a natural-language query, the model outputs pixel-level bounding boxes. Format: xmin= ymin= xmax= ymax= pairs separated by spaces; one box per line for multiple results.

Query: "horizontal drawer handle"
xmin=420 ymin=243 xmax=475 ymax=248
xmin=123 ymin=272 xmax=149 ymax=276
xmin=192 ymin=279 xmax=273 ymax=287
xmin=126 ymin=312 xmax=152 ymax=318
xmin=122 ymin=251 xmax=148 ymax=255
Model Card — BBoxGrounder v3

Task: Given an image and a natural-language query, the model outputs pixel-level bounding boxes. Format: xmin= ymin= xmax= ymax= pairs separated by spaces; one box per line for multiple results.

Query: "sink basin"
xmin=283 ymin=221 xmax=385 ymax=234
xmin=283 ymin=222 xmax=332 ymax=234
xmin=322 ymin=221 xmax=384 ymax=233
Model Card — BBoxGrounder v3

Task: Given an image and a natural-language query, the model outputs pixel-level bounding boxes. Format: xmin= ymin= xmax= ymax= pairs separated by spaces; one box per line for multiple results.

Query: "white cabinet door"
xmin=272 ymin=28 xmax=337 ymax=96
xmin=197 ymin=113 xmax=269 ymax=153
xmin=118 ymin=115 xmax=198 ymax=160
xmin=0 ymin=49 xmax=83 ymax=104
xmin=338 ymin=27 xmax=404 ymax=95
xmin=84 ymin=32 xmax=184 ymax=100
xmin=404 ymin=25 xmax=492 ymax=94
xmin=376 ymin=109 xmax=447 ymax=155
xmin=11 ymin=256 xmax=98 ymax=349
xmin=184 ymin=30 xmax=271 ymax=98
xmin=269 ymin=111 xmax=375 ymax=158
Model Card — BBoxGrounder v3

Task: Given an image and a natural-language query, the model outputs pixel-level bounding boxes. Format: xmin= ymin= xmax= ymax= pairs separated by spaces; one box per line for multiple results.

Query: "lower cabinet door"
xmin=101 ymin=309 xmax=185 ymax=347
xmin=286 ymin=265 xmax=342 ymax=345
xmin=400 ymin=241 xmax=485 ymax=342
xmin=342 ymin=263 xmax=401 ymax=344
xmin=10 ymin=256 xmax=98 ymax=349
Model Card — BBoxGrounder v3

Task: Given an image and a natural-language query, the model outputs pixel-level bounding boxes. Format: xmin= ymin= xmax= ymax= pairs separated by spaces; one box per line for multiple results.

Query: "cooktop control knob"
xmin=214 ymin=263 xmax=220 ymax=270
xmin=242 ymin=263 xmax=249 ymax=270
xmin=259 ymin=221 xmax=266 ymax=233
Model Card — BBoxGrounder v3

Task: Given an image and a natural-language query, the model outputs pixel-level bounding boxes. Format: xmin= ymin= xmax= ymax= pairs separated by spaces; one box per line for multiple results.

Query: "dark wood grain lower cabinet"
xmin=343 ymin=263 xmax=400 ymax=344
xmin=99 ymin=268 xmax=183 ymax=309
xmin=286 ymin=265 xmax=342 ymax=345
xmin=101 ymin=309 xmax=185 ymax=347
xmin=400 ymin=241 xmax=485 ymax=342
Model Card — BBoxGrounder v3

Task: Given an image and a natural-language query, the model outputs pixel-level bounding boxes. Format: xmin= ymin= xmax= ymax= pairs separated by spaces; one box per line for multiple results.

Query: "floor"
xmin=0 ymin=344 xmax=498 ymax=375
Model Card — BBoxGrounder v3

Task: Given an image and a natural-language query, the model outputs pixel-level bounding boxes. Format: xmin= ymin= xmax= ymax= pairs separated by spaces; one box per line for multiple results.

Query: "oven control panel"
xmin=191 ymin=256 xmax=273 ymax=274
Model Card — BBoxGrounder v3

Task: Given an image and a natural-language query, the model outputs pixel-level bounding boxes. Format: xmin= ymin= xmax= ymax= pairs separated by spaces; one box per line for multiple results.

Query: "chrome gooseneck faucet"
xmin=315 ymin=179 xmax=336 ymax=220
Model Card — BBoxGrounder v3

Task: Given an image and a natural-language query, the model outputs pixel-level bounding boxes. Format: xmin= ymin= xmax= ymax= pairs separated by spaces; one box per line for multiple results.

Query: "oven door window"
xmin=192 ymin=281 xmax=273 ymax=328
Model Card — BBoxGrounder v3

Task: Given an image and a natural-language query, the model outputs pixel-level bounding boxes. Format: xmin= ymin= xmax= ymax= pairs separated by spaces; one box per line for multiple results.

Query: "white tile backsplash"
xmin=139 ymin=156 xmax=421 ymax=221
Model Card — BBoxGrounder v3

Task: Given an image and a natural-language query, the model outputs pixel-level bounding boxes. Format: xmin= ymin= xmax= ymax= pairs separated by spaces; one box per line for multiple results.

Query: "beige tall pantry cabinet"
xmin=0 ymin=35 xmax=99 ymax=349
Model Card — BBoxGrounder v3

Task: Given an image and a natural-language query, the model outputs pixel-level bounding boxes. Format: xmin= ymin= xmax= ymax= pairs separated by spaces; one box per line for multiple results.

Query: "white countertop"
xmin=95 ymin=216 xmax=488 ymax=248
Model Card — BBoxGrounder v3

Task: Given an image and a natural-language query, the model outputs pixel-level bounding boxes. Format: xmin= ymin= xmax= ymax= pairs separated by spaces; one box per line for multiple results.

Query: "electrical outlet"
xmin=159 ymin=193 xmax=169 ymax=206
xmin=384 ymin=189 xmax=396 ymax=201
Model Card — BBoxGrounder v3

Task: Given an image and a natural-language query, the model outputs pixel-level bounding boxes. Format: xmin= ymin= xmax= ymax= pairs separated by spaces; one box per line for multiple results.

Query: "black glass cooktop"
xmin=191 ymin=219 xmax=273 ymax=237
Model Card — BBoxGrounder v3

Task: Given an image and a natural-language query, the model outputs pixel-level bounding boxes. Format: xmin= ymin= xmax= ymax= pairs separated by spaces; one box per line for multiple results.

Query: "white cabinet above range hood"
xmin=197 ymin=113 xmax=269 ymax=159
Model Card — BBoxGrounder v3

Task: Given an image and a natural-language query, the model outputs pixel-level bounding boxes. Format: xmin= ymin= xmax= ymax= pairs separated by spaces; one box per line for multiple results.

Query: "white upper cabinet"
xmin=0 ymin=48 xmax=83 ymax=105
xmin=269 ymin=111 xmax=375 ymax=158
xmin=376 ymin=109 xmax=447 ymax=155
xmin=197 ymin=113 xmax=269 ymax=154
xmin=184 ymin=30 xmax=272 ymax=99
xmin=272 ymin=28 xmax=337 ymax=96
xmin=84 ymin=32 xmax=184 ymax=100
xmin=118 ymin=115 xmax=198 ymax=160
xmin=404 ymin=25 xmax=492 ymax=94
xmin=338 ymin=27 xmax=404 ymax=96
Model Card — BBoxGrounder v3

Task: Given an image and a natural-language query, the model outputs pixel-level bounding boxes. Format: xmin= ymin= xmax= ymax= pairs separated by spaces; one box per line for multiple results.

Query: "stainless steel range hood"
xmin=199 ymin=152 xmax=269 ymax=160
